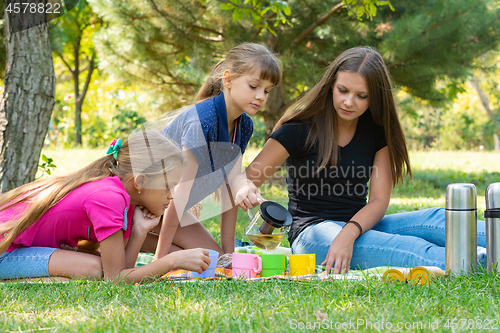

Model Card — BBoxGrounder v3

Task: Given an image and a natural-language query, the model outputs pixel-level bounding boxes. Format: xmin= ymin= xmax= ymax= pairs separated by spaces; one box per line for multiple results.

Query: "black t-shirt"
xmin=269 ymin=112 xmax=387 ymax=245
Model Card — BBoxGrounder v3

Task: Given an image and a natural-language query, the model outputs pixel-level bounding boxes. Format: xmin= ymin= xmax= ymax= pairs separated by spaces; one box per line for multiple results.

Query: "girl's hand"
xmin=235 ymin=179 xmax=264 ymax=211
xmin=138 ymin=205 xmax=158 ymax=219
xmin=167 ymin=248 xmax=211 ymax=273
xmin=133 ymin=206 xmax=160 ymax=233
xmin=321 ymin=232 xmax=356 ymax=274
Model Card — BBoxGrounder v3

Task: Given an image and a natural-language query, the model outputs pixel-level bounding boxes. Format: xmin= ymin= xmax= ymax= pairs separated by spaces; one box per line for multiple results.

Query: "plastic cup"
xmin=260 ymin=253 xmax=287 ymax=277
xmin=289 ymin=254 xmax=315 ymax=276
xmin=191 ymin=249 xmax=219 ymax=278
xmin=382 ymin=268 xmax=411 ymax=282
xmin=232 ymin=253 xmax=262 ymax=278
xmin=409 ymin=266 xmax=445 ymax=285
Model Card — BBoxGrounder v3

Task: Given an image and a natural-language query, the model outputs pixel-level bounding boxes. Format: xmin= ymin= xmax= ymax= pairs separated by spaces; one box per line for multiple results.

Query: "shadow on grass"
xmin=392 ymin=170 xmax=500 ymax=199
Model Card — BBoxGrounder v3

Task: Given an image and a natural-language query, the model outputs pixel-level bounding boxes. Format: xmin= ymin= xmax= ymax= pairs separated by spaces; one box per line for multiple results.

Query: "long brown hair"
xmin=0 ymin=130 xmax=183 ymax=253
xmin=274 ymin=46 xmax=411 ymax=186
xmin=196 ymin=43 xmax=283 ymax=101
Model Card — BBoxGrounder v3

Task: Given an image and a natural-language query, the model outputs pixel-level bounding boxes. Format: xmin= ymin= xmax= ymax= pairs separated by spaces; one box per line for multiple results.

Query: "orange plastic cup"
xmin=409 ymin=266 xmax=445 ymax=285
xmin=382 ymin=268 xmax=411 ymax=283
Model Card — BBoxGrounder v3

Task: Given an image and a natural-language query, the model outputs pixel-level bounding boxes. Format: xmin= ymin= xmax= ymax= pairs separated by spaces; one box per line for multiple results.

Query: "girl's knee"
xmin=83 ymin=256 xmax=103 ymax=279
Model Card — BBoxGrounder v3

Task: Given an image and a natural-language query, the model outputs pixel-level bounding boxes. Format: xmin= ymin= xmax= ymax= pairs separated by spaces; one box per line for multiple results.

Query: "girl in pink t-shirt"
xmin=0 ymin=131 xmax=211 ymax=283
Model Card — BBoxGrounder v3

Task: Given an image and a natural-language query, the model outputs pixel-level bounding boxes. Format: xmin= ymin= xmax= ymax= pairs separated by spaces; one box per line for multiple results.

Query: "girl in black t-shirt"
xmin=233 ymin=47 xmax=487 ymax=273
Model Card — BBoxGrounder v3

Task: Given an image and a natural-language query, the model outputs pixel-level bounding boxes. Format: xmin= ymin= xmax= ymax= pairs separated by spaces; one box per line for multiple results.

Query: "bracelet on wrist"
xmin=343 ymin=220 xmax=363 ymax=238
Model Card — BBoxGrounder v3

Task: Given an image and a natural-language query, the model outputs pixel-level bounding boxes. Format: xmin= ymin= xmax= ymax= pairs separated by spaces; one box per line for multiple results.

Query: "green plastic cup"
xmin=260 ymin=253 xmax=287 ymax=277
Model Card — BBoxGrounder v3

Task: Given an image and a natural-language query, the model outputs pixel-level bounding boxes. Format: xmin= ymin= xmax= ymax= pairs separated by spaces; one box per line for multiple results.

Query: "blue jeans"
xmin=291 ymin=208 xmax=487 ymax=270
xmin=0 ymin=247 xmax=57 ymax=280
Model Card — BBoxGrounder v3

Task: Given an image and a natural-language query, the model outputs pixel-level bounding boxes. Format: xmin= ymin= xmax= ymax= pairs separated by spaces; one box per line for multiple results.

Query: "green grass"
xmin=1 ymin=272 xmax=500 ymax=332
xmin=5 ymin=149 xmax=497 ymax=332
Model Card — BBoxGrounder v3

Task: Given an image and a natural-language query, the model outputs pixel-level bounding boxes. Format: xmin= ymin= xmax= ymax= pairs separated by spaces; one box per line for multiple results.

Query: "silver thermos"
xmin=485 ymin=183 xmax=500 ymax=272
xmin=445 ymin=183 xmax=477 ymax=274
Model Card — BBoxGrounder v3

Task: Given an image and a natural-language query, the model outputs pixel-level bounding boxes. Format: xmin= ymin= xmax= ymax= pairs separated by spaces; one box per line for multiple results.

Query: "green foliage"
xmin=47 ymin=68 xmax=162 ymax=148
xmin=398 ymin=74 xmax=497 ymax=150
xmin=217 ymin=0 xmax=294 ymax=35
xmin=112 ymin=109 xmax=147 ymax=139
xmin=344 ymin=0 xmax=394 ymax=20
xmin=44 ymin=0 xmax=500 ymax=150
xmin=88 ymin=0 xmax=393 ymax=109
xmin=49 ymin=0 xmax=104 ymax=145
xmin=36 ymin=155 xmax=57 ymax=179
xmin=247 ymin=114 xmax=266 ymax=148
xmin=89 ymin=0 xmax=216 ymax=103
xmin=85 ymin=115 xmax=109 ymax=148
xmin=377 ymin=0 xmax=500 ymax=102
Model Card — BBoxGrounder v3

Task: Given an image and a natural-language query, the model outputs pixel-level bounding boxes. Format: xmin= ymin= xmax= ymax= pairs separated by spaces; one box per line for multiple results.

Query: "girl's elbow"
xmin=368 ymin=196 xmax=391 ymax=209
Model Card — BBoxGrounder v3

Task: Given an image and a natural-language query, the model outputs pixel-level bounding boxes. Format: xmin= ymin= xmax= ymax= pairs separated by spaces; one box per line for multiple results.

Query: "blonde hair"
xmin=275 ymin=47 xmax=411 ymax=186
xmin=196 ymin=43 xmax=282 ymax=101
xmin=0 ymin=131 xmax=183 ymax=253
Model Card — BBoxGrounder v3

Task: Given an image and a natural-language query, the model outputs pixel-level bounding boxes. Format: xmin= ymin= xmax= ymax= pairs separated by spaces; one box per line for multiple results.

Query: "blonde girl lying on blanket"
xmin=0 ymin=131 xmax=211 ymax=283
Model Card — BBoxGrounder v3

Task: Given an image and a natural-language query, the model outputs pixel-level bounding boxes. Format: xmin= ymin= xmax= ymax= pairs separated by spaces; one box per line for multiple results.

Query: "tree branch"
xmin=56 ymin=51 xmax=74 ymax=75
xmin=251 ymin=12 xmax=277 ymax=40
xmin=103 ymin=45 xmax=199 ymax=92
xmin=291 ymin=2 xmax=344 ymax=47
xmin=216 ymin=0 xmax=255 ymax=10
xmin=470 ymin=74 xmax=498 ymax=122
xmin=146 ymin=0 xmax=224 ymax=37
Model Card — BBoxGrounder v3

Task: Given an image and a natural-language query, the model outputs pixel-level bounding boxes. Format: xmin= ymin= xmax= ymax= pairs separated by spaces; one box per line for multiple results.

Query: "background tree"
xmin=89 ymin=0 xmax=226 ymax=109
xmin=0 ymin=0 xmax=56 ymax=192
xmin=0 ymin=2 xmax=7 ymax=78
xmin=50 ymin=0 xmax=103 ymax=146
xmin=89 ymin=0 xmax=500 ymax=139
xmin=89 ymin=0 xmax=393 ymax=129
xmin=469 ymin=51 xmax=500 ymax=151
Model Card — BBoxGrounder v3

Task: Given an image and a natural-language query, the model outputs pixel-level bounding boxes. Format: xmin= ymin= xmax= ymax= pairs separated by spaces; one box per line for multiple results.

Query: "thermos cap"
xmin=446 ymin=183 xmax=476 ymax=210
xmin=485 ymin=183 xmax=500 ymax=210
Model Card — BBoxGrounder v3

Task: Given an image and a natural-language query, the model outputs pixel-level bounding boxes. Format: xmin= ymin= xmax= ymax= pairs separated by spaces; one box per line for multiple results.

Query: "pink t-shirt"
xmin=0 ymin=176 xmax=134 ymax=252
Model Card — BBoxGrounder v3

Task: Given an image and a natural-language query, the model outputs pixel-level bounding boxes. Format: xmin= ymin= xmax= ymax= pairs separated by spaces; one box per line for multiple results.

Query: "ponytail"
xmin=196 ymin=60 xmax=225 ymax=101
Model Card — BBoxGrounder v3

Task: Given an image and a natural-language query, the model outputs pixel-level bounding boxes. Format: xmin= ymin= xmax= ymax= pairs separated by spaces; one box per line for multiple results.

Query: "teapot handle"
xmin=247 ymin=198 xmax=264 ymax=220
xmin=247 ymin=207 xmax=255 ymax=221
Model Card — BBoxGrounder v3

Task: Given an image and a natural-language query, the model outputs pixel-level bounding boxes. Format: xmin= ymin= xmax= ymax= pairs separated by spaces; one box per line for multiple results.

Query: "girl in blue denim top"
xmin=234 ymin=47 xmax=487 ymax=273
xmin=149 ymin=43 xmax=282 ymax=259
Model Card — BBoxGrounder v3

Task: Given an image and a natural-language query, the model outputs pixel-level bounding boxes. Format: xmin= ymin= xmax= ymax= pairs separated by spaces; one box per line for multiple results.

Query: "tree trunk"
xmin=75 ymin=99 xmax=83 ymax=146
xmin=0 ymin=10 xmax=56 ymax=192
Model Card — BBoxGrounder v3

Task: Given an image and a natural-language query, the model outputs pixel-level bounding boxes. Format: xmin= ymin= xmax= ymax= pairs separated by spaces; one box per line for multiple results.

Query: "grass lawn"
xmin=1 ymin=149 xmax=500 ymax=332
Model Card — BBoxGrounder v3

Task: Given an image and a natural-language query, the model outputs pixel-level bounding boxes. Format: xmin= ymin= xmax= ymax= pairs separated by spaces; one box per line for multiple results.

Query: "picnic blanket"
xmin=157 ymin=267 xmax=386 ymax=283
xmin=136 ymin=252 xmax=441 ymax=284
xmin=136 ymin=253 xmax=402 ymax=283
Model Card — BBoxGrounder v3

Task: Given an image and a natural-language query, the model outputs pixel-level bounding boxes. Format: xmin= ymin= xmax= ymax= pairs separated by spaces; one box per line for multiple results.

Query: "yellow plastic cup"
xmin=409 ymin=266 xmax=445 ymax=285
xmin=289 ymin=254 xmax=315 ymax=276
xmin=382 ymin=268 xmax=411 ymax=283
